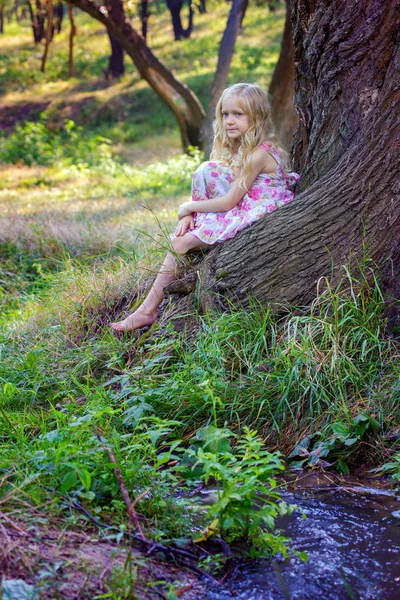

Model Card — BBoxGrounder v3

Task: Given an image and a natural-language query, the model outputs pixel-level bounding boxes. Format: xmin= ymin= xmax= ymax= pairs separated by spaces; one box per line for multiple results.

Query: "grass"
xmin=1 ymin=2 xmax=399 ymax=596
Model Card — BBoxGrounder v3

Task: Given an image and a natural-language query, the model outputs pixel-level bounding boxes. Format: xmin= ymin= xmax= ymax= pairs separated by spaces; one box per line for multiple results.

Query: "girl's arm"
xmin=178 ymin=149 xmax=277 ymax=218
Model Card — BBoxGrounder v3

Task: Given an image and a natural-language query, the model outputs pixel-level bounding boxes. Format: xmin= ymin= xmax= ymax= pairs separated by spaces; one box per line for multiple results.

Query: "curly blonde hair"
xmin=210 ymin=83 xmax=289 ymax=190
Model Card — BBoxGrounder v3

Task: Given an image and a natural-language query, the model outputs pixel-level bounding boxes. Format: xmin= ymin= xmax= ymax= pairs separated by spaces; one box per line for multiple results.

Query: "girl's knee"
xmin=171 ymin=235 xmax=188 ymax=254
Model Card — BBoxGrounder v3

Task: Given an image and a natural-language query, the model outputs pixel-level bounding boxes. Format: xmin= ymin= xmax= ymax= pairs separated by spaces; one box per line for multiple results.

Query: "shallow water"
xmin=207 ymin=485 xmax=400 ymax=600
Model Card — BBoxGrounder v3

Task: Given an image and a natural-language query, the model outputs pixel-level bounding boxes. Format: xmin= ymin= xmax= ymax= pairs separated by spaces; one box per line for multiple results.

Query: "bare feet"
xmin=110 ymin=307 xmax=158 ymax=332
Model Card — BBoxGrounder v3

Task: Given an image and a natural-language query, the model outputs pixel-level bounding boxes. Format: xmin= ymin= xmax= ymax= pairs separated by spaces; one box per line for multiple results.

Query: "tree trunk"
xmin=197 ymin=0 xmax=206 ymax=14
xmin=140 ymin=0 xmax=149 ymax=40
xmin=166 ymin=0 xmax=193 ymax=41
xmin=54 ymin=1 xmax=64 ymax=33
xmin=0 ymin=7 xmax=4 ymax=33
xmin=105 ymin=30 xmax=125 ymax=79
xmin=168 ymin=0 xmax=400 ymax=316
xmin=27 ymin=0 xmax=46 ymax=43
xmin=268 ymin=0 xmax=297 ymax=151
xmin=68 ymin=3 xmax=75 ymax=77
xmin=200 ymin=0 xmax=249 ymax=151
xmin=41 ymin=0 xmax=54 ymax=72
xmin=68 ymin=0 xmax=205 ymax=150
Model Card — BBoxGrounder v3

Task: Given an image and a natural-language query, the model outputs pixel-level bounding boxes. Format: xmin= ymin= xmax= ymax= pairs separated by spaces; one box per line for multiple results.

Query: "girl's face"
xmin=221 ymin=96 xmax=250 ymax=140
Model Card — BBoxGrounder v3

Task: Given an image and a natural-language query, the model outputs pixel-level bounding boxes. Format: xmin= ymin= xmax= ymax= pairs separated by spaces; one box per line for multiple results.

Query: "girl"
xmin=111 ymin=83 xmax=299 ymax=332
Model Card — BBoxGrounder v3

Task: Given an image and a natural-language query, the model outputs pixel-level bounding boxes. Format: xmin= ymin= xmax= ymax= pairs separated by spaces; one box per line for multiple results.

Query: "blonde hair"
xmin=210 ymin=83 xmax=289 ymax=189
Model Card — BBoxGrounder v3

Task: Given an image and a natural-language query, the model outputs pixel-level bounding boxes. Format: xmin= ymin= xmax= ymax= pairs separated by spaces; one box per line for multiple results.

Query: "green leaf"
xmin=61 ymin=470 xmax=78 ymax=493
xmin=344 ymin=438 xmax=358 ymax=446
xmin=337 ymin=460 xmax=350 ymax=475
xmin=298 ymin=551 xmax=309 ymax=562
xmin=331 ymin=422 xmax=349 ymax=437
xmin=77 ymin=468 xmax=92 ymax=491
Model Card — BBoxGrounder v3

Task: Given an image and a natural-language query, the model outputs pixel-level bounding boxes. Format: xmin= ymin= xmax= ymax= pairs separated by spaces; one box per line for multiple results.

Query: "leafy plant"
xmin=289 ymin=414 xmax=380 ymax=473
xmin=0 ymin=118 xmax=113 ymax=168
xmin=181 ymin=425 xmax=306 ymax=559
xmin=371 ymin=452 xmax=400 ymax=483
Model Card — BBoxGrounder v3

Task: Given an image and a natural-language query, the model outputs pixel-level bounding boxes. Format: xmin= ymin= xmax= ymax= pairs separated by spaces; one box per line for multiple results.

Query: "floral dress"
xmin=189 ymin=142 xmax=299 ymax=245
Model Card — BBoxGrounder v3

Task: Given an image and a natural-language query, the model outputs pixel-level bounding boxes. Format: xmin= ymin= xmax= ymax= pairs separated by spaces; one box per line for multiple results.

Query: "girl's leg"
xmin=110 ymin=233 xmax=210 ymax=332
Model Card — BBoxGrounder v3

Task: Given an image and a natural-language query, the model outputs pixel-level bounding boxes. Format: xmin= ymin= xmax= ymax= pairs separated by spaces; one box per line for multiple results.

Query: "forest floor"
xmin=1 ymin=3 xmax=399 ymax=599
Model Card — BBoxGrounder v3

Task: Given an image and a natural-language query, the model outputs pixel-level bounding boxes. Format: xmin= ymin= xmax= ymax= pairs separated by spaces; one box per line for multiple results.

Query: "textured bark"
xmin=68 ymin=0 xmax=205 ymax=150
xmin=169 ymin=0 xmax=400 ymax=315
xmin=200 ymin=0 xmax=249 ymax=151
xmin=269 ymin=0 xmax=298 ymax=150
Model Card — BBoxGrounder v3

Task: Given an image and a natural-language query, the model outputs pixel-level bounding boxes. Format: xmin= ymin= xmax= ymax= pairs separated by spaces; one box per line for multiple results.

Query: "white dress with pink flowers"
xmin=189 ymin=142 xmax=299 ymax=245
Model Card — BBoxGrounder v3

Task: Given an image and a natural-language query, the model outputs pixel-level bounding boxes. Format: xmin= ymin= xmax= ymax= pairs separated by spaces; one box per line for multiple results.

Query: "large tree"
xmin=165 ymin=0 xmax=400 ymax=319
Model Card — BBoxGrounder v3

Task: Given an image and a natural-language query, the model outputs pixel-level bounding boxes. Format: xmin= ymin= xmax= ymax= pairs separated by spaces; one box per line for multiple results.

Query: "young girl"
xmin=111 ymin=83 xmax=299 ymax=332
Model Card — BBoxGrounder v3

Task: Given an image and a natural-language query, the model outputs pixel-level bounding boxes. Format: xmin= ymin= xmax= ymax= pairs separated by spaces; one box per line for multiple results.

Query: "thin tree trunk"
xmin=27 ymin=0 xmax=46 ymax=43
xmin=166 ymin=0 xmax=400 ymax=317
xmin=68 ymin=3 xmax=75 ymax=77
xmin=200 ymin=0 xmax=249 ymax=151
xmin=167 ymin=0 xmax=184 ymax=41
xmin=105 ymin=30 xmax=125 ymax=79
xmin=0 ymin=8 xmax=4 ymax=33
xmin=54 ymin=1 xmax=64 ymax=33
xmin=140 ymin=0 xmax=149 ymax=40
xmin=41 ymin=0 xmax=54 ymax=72
xmin=68 ymin=0 xmax=205 ymax=150
xmin=197 ymin=0 xmax=206 ymax=14
xmin=268 ymin=0 xmax=297 ymax=150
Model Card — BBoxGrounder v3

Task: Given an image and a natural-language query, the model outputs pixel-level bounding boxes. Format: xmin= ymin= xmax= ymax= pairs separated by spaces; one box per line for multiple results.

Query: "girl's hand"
xmin=175 ymin=215 xmax=194 ymax=236
xmin=178 ymin=202 xmax=194 ymax=219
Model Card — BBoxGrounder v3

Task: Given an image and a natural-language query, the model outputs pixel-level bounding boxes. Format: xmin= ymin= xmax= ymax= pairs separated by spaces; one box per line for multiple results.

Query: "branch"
xmin=96 ymin=430 xmax=147 ymax=540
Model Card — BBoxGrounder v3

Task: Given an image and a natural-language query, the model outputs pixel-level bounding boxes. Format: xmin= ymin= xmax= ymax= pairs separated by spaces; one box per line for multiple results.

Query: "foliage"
xmin=0 ymin=118 xmax=114 ymax=168
xmin=181 ymin=425 xmax=304 ymax=559
xmin=371 ymin=453 xmax=400 ymax=484
xmin=288 ymin=414 xmax=380 ymax=474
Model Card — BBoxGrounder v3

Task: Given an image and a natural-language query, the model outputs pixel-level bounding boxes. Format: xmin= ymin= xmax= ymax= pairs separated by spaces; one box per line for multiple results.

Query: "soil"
xmin=0 ymin=516 xmax=205 ymax=599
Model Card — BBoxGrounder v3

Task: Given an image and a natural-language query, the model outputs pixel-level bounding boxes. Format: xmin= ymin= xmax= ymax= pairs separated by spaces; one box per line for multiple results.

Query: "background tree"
xmin=67 ymin=2 xmax=75 ymax=77
xmin=268 ymin=0 xmax=297 ymax=149
xmin=200 ymin=0 xmax=249 ymax=149
xmin=165 ymin=0 xmax=400 ymax=321
xmin=140 ymin=0 xmax=149 ymax=39
xmin=166 ymin=0 xmax=193 ymax=41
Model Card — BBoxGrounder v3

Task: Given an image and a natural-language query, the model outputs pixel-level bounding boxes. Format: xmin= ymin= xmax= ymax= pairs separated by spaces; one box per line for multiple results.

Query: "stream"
xmin=206 ymin=476 xmax=400 ymax=600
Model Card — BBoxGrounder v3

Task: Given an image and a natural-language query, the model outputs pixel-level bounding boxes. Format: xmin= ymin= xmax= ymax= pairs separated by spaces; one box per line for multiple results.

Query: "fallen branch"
xmin=96 ymin=430 xmax=147 ymax=541
xmin=44 ymin=489 xmax=220 ymax=585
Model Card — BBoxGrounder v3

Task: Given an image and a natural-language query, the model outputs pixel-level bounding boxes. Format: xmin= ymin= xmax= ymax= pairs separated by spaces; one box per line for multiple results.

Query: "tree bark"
xmin=268 ymin=0 xmax=297 ymax=150
xmin=67 ymin=3 xmax=75 ymax=77
xmin=41 ymin=0 xmax=54 ymax=72
xmin=105 ymin=30 xmax=125 ymax=79
xmin=168 ymin=0 xmax=400 ymax=316
xmin=68 ymin=0 xmax=205 ymax=150
xmin=200 ymin=0 xmax=249 ymax=151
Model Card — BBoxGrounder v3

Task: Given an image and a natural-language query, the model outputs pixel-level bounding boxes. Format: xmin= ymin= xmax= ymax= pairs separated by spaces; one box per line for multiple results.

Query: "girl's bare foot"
xmin=110 ymin=307 xmax=158 ymax=332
